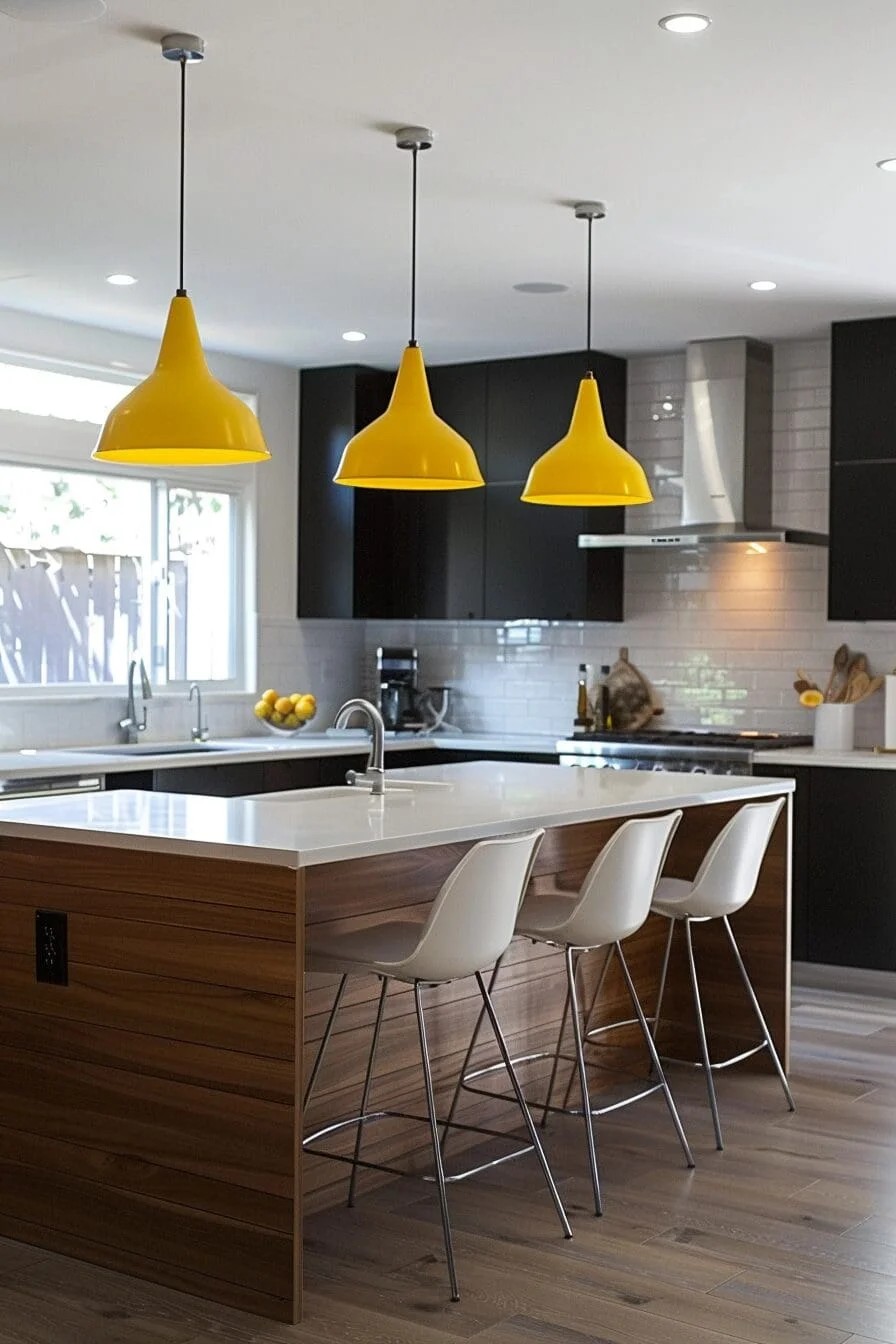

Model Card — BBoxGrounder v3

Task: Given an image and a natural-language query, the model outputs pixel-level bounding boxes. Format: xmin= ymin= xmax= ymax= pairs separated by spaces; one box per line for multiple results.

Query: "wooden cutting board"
xmin=607 ymin=646 xmax=659 ymax=731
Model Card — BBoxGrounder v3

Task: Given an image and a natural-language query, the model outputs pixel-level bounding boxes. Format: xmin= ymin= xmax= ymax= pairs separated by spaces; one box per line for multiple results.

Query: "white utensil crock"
xmin=813 ymin=702 xmax=855 ymax=752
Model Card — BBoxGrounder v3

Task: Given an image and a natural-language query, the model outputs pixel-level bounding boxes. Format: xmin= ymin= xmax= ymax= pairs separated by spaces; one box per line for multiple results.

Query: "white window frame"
xmin=0 ymin=371 xmax=258 ymax=699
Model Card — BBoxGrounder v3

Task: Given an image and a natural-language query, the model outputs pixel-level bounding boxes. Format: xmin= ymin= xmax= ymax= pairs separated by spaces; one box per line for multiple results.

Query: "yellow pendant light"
xmin=333 ymin=128 xmax=483 ymax=490
xmin=521 ymin=202 xmax=651 ymax=506
xmin=94 ymin=34 xmax=269 ymax=467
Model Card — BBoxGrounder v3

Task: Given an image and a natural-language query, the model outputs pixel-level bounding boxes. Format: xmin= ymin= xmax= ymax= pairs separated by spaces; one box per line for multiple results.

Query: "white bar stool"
xmin=302 ymin=829 xmax=572 ymax=1303
xmin=649 ymin=797 xmax=795 ymax=1150
xmin=449 ymin=810 xmax=694 ymax=1219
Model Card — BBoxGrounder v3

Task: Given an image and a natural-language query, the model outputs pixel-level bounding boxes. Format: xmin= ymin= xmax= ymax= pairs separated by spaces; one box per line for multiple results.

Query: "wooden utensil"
xmin=793 ymin=679 xmax=812 ymax=695
xmin=844 ymin=671 xmax=871 ymax=703
xmin=607 ymin=647 xmax=656 ymax=731
xmin=796 ymin=668 xmax=820 ymax=691
xmin=824 ymin=643 xmax=849 ymax=702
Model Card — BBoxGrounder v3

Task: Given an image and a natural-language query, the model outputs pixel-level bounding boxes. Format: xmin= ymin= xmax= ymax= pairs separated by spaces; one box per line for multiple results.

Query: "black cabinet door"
xmin=806 ymin=767 xmax=896 ymax=971
xmin=756 ymin=765 xmax=809 ymax=960
xmin=831 ymin=318 xmax=896 ymax=464
xmin=829 ymin=462 xmax=896 ymax=619
xmin=156 ymin=763 xmax=266 ymax=797
xmin=353 ymin=364 xmax=489 ymax=620
xmin=484 ymin=483 xmax=588 ymax=620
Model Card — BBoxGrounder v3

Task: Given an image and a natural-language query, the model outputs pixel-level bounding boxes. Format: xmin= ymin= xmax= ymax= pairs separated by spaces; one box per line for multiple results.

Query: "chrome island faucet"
xmin=120 ymin=655 xmax=152 ymax=744
xmin=189 ymin=682 xmax=209 ymax=742
xmin=334 ymin=698 xmax=386 ymax=795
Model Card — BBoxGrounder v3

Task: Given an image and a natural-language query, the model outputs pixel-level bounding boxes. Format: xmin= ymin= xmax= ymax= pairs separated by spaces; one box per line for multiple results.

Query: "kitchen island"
xmin=0 ymin=762 xmax=793 ymax=1323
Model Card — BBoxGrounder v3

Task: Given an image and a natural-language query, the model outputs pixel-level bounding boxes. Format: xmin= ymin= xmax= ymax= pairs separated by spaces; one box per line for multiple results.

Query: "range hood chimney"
xmin=579 ymin=337 xmax=828 ymax=550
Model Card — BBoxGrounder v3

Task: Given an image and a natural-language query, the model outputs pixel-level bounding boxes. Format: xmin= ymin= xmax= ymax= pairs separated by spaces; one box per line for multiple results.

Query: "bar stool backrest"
xmin=684 ymin=797 xmax=785 ymax=919
xmin=391 ymin=829 xmax=545 ymax=984
xmin=540 ymin=810 xmax=682 ymax=949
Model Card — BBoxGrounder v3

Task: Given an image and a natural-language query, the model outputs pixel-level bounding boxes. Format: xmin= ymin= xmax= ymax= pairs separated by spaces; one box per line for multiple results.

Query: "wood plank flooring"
xmin=0 ymin=981 xmax=893 ymax=1343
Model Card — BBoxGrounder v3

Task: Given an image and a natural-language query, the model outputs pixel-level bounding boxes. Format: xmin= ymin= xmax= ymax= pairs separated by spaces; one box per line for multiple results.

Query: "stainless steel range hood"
xmin=579 ymin=337 xmax=828 ymax=550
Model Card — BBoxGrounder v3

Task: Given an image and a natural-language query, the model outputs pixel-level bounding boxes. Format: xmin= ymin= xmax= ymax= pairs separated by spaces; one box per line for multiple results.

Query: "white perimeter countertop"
xmin=0 ymin=732 xmax=561 ymax=785
xmin=0 ymin=761 xmax=794 ymax=868
xmin=754 ymin=747 xmax=896 ymax=770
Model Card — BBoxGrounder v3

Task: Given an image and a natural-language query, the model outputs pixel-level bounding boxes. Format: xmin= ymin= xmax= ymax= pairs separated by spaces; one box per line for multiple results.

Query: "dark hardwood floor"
xmin=0 ymin=982 xmax=893 ymax=1343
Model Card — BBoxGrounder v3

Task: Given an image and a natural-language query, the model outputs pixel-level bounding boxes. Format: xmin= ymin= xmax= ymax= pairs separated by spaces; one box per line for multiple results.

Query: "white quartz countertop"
xmin=0 ymin=760 xmax=794 ymax=868
xmin=754 ymin=747 xmax=896 ymax=770
xmin=0 ymin=731 xmax=561 ymax=785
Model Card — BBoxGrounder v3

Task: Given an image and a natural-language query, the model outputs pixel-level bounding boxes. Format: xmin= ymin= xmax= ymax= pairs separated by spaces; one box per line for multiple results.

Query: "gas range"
xmin=555 ymin=729 xmax=811 ymax=776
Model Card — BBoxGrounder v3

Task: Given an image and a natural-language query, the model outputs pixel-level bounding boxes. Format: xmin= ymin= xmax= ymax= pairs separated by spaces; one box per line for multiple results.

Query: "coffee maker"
xmin=377 ymin=646 xmax=424 ymax=732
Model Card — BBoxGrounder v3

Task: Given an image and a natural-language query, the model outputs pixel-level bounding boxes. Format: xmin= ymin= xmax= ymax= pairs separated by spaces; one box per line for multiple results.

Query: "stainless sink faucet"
xmin=334 ymin=698 xmax=386 ymax=795
xmin=189 ymin=682 xmax=209 ymax=742
xmin=120 ymin=656 xmax=152 ymax=744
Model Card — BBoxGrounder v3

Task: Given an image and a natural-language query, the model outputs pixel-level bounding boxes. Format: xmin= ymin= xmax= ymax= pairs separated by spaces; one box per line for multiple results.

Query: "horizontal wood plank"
xmin=0 ymin=902 xmax=295 ymax=994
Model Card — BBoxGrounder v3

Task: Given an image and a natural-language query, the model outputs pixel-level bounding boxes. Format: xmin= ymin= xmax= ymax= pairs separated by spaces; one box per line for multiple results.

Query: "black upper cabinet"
xmin=829 ymin=316 xmax=896 ymax=618
xmin=831 ymin=317 xmax=896 ymax=464
xmin=829 ymin=461 xmax=896 ymax=619
xmin=298 ymin=351 xmax=625 ymax=622
xmin=298 ymin=365 xmax=391 ymax=618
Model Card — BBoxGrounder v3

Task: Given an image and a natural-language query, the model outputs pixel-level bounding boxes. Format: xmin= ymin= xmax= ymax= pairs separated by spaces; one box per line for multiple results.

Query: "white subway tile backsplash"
xmin=364 ymin=337 xmax=896 ymax=747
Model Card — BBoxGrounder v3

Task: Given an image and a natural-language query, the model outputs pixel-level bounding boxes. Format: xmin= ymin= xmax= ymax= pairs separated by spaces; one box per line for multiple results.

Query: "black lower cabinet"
xmin=761 ymin=764 xmax=896 ymax=971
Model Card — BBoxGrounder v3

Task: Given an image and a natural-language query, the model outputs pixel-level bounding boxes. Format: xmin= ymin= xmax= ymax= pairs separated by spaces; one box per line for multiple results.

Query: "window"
xmin=0 ymin=462 xmax=241 ymax=688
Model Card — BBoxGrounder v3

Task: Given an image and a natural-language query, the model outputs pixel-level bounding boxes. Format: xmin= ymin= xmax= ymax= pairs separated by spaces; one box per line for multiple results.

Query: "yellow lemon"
xmin=274 ymin=696 xmax=293 ymax=716
xmin=254 ymin=699 xmax=273 ymax=720
xmin=289 ymin=693 xmax=302 ymax=705
xmin=283 ymin=712 xmax=300 ymax=729
xmin=271 ymin=711 xmax=285 ymax=726
xmin=262 ymin=689 xmax=279 ymax=707
xmin=799 ymin=689 xmax=824 ymax=708
xmin=296 ymin=695 xmax=316 ymax=721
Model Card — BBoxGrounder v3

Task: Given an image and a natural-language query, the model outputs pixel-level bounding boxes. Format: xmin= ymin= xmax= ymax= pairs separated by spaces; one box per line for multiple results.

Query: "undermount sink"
xmin=68 ymin=743 xmax=236 ymax=757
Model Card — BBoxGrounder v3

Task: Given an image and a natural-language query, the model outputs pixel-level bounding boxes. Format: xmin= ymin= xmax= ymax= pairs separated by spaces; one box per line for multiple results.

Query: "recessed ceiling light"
xmin=0 ymin=0 xmax=105 ymax=20
xmin=658 ymin=13 xmax=711 ymax=33
xmin=877 ymin=158 xmax=896 ymax=172
xmin=513 ymin=282 xmax=569 ymax=294
xmin=749 ymin=280 xmax=777 ymax=291
xmin=106 ymin=273 xmax=137 ymax=286
xmin=341 ymin=330 xmax=366 ymax=342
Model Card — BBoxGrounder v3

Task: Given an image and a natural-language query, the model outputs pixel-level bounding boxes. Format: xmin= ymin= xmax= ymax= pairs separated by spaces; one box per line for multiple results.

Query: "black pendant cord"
xmin=585 ymin=213 xmax=593 ymax=375
xmin=177 ymin=55 xmax=187 ymax=297
xmin=409 ymin=146 xmax=418 ymax=347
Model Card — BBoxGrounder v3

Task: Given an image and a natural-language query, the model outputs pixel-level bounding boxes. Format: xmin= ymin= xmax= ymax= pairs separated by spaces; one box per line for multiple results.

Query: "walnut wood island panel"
xmin=0 ymin=762 xmax=793 ymax=1324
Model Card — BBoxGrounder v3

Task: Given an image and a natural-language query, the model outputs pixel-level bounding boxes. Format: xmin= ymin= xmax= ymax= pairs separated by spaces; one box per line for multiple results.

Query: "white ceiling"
xmin=3 ymin=0 xmax=896 ymax=368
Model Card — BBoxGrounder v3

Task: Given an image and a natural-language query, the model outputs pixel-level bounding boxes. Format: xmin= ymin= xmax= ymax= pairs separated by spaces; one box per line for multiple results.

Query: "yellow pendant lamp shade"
xmin=335 ymin=126 xmax=484 ymax=491
xmin=94 ymin=34 xmax=269 ymax=468
xmin=521 ymin=374 xmax=652 ymax=506
xmin=94 ymin=295 xmax=270 ymax=466
xmin=333 ymin=343 xmax=483 ymax=489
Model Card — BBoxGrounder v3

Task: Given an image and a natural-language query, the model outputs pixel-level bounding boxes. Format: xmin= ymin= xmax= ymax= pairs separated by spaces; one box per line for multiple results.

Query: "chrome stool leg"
xmin=304 ymin=972 xmax=348 ymax=1111
xmin=683 ymin=918 xmax=725 ymax=1150
xmin=443 ymin=956 xmax=504 ymax=1146
xmin=348 ymin=975 xmax=389 ymax=1208
xmin=414 ymin=982 xmax=460 ymax=1302
xmin=566 ymin=947 xmax=603 ymax=1216
xmin=614 ymin=943 xmax=695 ymax=1169
xmin=475 ymin=971 xmax=572 ymax=1241
xmin=542 ymin=963 xmax=573 ymax=1125
xmin=651 ymin=918 xmax=676 ymax=1043
xmin=559 ymin=943 xmax=615 ymax=1113
xmin=723 ymin=916 xmax=795 ymax=1113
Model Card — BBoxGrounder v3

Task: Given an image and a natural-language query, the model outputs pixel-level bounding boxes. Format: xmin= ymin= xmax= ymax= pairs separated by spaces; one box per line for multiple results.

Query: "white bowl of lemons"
xmin=254 ymin=689 xmax=317 ymax=736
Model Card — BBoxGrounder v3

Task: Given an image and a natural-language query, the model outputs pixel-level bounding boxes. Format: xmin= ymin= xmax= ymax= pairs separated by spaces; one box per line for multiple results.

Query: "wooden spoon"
xmin=793 ymin=679 xmax=813 ymax=695
xmin=845 ymin=671 xmax=871 ymax=702
xmin=796 ymin=668 xmax=820 ymax=691
xmin=825 ymin=643 xmax=850 ymax=702
xmin=859 ymin=672 xmax=886 ymax=704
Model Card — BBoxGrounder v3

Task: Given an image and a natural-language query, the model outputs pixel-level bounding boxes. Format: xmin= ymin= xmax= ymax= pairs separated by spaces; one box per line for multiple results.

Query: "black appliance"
xmin=377 ymin=646 xmax=424 ymax=732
